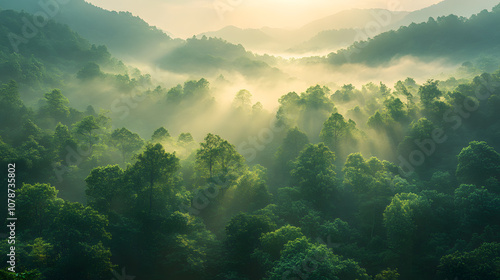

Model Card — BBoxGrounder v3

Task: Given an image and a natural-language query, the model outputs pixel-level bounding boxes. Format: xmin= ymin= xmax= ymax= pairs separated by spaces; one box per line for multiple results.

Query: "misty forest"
xmin=1 ymin=0 xmax=500 ymax=279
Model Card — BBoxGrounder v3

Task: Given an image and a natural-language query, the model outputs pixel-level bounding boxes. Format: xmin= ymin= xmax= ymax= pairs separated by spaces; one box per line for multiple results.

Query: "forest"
xmin=0 ymin=1 xmax=500 ymax=280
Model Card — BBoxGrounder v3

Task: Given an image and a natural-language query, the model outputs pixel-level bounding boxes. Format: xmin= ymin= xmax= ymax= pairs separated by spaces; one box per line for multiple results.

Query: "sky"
xmin=85 ymin=0 xmax=443 ymax=38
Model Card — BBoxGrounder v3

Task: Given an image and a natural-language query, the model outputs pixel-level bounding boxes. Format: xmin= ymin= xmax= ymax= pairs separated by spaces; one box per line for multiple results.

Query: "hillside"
xmin=200 ymin=8 xmax=406 ymax=54
xmin=1 ymin=1 xmax=500 ymax=280
xmin=327 ymin=5 xmax=500 ymax=67
xmin=392 ymin=0 xmax=500 ymax=28
xmin=0 ymin=1 xmax=281 ymax=79
xmin=300 ymin=8 xmax=408 ymax=34
xmin=198 ymin=26 xmax=274 ymax=52
xmin=158 ymin=36 xmax=284 ymax=78
xmin=0 ymin=0 xmax=183 ymax=62
xmin=286 ymin=28 xmax=358 ymax=54
xmin=289 ymin=0 xmax=500 ymax=55
xmin=0 ymin=9 xmax=120 ymax=90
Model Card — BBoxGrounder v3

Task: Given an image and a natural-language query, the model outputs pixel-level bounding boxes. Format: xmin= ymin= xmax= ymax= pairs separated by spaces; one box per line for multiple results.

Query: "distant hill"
xmin=158 ymin=36 xmax=284 ymax=78
xmin=199 ymin=26 xmax=274 ymax=52
xmin=0 ymin=9 xmax=119 ymax=87
xmin=288 ymin=0 xmax=500 ymax=55
xmin=200 ymin=8 xmax=406 ymax=54
xmin=327 ymin=5 xmax=500 ymax=66
xmin=300 ymin=8 xmax=408 ymax=35
xmin=0 ymin=0 xmax=282 ymax=78
xmin=392 ymin=0 xmax=500 ymax=28
xmin=0 ymin=0 xmax=183 ymax=62
xmin=286 ymin=29 xmax=357 ymax=55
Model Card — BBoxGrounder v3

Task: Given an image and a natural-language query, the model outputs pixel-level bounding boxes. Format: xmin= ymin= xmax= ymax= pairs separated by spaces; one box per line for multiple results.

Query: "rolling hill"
xmin=0 ymin=9 xmax=119 ymax=88
xmin=391 ymin=0 xmax=500 ymax=28
xmin=0 ymin=0 xmax=183 ymax=62
xmin=289 ymin=0 xmax=500 ymax=55
xmin=199 ymin=8 xmax=407 ymax=54
xmin=0 ymin=0 xmax=281 ymax=78
xmin=327 ymin=5 xmax=500 ymax=68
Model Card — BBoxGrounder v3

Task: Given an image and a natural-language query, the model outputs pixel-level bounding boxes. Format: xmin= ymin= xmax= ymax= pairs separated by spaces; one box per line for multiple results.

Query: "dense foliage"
xmin=328 ymin=5 xmax=500 ymax=70
xmin=1 ymin=4 xmax=500 ymax=280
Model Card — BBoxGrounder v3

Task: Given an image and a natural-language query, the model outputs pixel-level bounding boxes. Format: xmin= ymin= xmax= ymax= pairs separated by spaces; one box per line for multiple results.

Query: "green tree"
xmin=17 ymin=183 xmax=62 ymax=237
xmin=343 ymin=153 xmax=394 ymax=237
xmin=178 ymin=132 xmax=194 ymax=144
xmin=110 ymin=127 xmax=144 ymax=161
xmin=395 ymin=80 xmax=413 ymax=104
xmin=232 ymin=89 xmax=252 ymax=111
xmin=291 ymin=143 xmax=336 ymax=209
xmin=418 ymin=80 xmax=442 ymax=109
xmin=384 ymin=97 xmax=407 ymax=122
xmin=265 ymin=237 xmax=370 ymax=280
xmin=196 ymin=133 xmax=244 ymax=179
xmin=76 ymin=62 xmax=103 ymax=80
xmin=129 ymin=143 xmax=180 ymax=214
xmin=225 ymin=213 xmax=276 ymax=277
xmin=454 ymin=184 xmax=500 ymax=232
xmin=367 ymin=111 xmax=387 ymax=130
xmin=331 ymin=84 xmax=357 ymax=103
xmin=85 ymin=165 xmax=125 ymax=213
xmin=320 ymin=112 xmax=356 ymax=151
xmin=456 ymin=141 xmax=500 ymax=188
xmin=0 ymin=80 xmax=26 ymax=130
xmin=374 ymin=268 xmax=400 ymax=280
xmin=438 ymin=242 xmax=500 ymax=280
xmin=273 ymin=127 xmax=309 ymax=187
xmin=51 ymin=201 xmax=111 ymax=249
xmin=49 ymin=201 xmax=114 ymax=280
xmin=0 ymin=269 xmax=42 ymax=280
xmin=258 ymin=225 xmax=304 ymax=260
xmin=383 ymin=193 xmax=430 ymax=274
xmin=228 ymin=166 xmax=272 ymax=213
xmin=184 ymin=78 xmax=210 ymax=99
xmin=53 ymin=123 xmax=77 ymax=159
xmin=73 ymin=115 xmax=100 ymax=149
xmin=167 ymin=84 xmax=183 ymax=104
xmin=39 ymin=89 xmax=70 ymax=122
xmin=151 ymin=127 xmax=170 ymax=142
xmin=28 ymin=238 xmax=54 ymax=270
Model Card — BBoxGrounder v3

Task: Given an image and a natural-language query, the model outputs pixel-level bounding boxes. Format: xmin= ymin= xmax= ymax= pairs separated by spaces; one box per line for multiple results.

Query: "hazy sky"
xmin=86 ymin=0 xmax=443 ymax=38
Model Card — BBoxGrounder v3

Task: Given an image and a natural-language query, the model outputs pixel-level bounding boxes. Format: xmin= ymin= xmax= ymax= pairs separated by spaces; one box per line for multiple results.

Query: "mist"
xmin=2 ymin=2 xmax=500 ymax=280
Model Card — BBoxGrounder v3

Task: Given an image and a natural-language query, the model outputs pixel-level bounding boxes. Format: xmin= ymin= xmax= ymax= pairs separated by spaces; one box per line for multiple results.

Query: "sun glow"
xmin=85 ymin=0 xmax=443 ymax=38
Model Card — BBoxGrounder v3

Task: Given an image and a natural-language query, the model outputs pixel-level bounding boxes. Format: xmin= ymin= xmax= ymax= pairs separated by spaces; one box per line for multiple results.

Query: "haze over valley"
xmin=1 ymin=1 xmax=500 ymax=279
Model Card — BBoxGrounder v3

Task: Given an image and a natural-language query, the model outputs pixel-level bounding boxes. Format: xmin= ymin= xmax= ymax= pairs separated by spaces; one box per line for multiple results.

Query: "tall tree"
xmin=273 ymin=127 xmax=309 ymax=187
xmin=130 ymin=143 xmax=180 ymax=214
xmin=85 ymin=165 xmax=125 ymax=214
xmin=418 ymin=80 xmax=442 ymax=109
xmin=196 ymin=133 xmax=244 ymax=179
xmin=110 ymin=127 xmax=144 ymax=161
xmin=438 ymin=242 xmax=500 ymax=280
xmin=0 ymin=80 xmax=26 ymax=130
xmin=73 ymin=115 xmax=100 ymax=150
xmin=291 ymin=143 xmax=336 ymax=209
xmin=225 ymin=213 xmax=276 ymax=278
xmin=17 ymin=183 xmax=62 ymax=237
xmin=320 ymin=112 xmax=356 ymax=151
xmin=266 ymin=237 xmax=370 ymax=280
xmin=39 ymin=89 xmax=70 ymax=123
xmin=53 ymin=123 xmax=77 ymax=159
xmin=383 ymin=193 xmax=430 ymax=275
xmin=151 ymin=127 xmax=171 ymax=143
xmin=456 ymin=141 xmax=500 ymax=188
xmin=232 ymin=89 xmax=252 ymax=111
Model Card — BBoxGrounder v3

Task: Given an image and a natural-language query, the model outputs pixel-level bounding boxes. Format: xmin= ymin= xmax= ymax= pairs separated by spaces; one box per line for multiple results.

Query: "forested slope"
xmin=328 ymin=5 xmax=500 ymax=68
xmin=0 ymin=4 xmax=499 ymax=280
